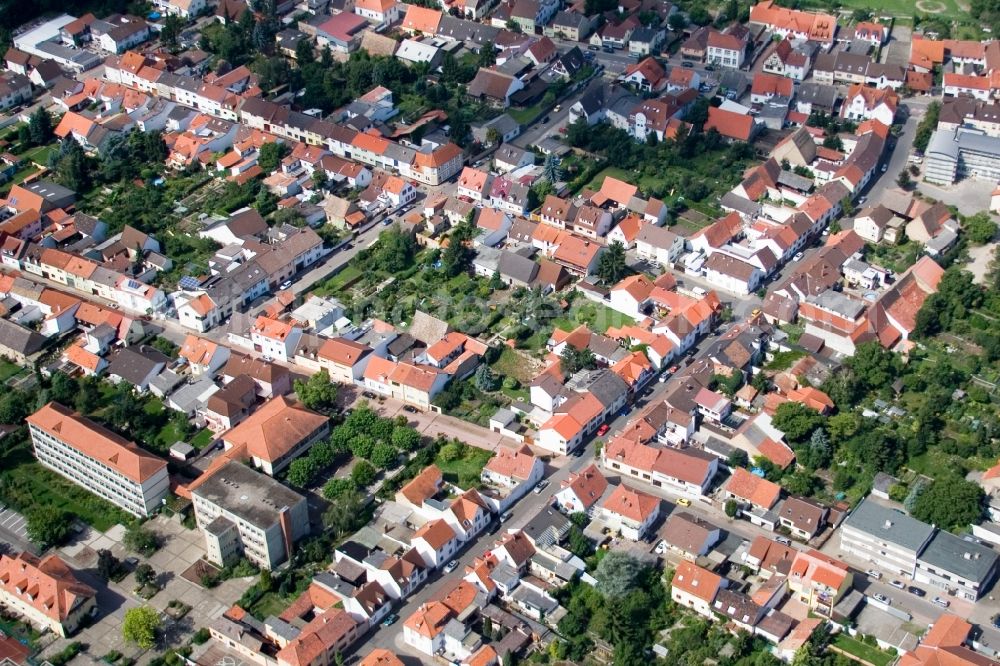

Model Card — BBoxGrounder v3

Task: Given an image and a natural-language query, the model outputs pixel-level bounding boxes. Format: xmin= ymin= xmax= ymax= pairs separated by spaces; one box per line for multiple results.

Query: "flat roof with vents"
xmin=193 ymin=459 xmax=305 ymax=527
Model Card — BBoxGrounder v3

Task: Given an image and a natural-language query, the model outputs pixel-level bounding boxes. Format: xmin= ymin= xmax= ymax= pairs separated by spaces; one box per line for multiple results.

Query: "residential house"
xmin=597 ymin=483 xmax=661 ymax=540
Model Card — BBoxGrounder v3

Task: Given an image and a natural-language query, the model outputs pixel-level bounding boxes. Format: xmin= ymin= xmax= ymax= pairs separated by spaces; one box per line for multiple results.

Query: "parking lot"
xmin=0 ymin=505 xmax=34 ymax=553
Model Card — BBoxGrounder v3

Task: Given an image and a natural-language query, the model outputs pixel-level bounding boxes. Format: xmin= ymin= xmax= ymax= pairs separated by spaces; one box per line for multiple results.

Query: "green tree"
xmin=911 ymin=476 xmax=985 ymax=529
xmin=26 ymin=506 xmax=71 ymax=547
xmin=257 ymin=141 xmax=289 ymax=172
xmin=474 ymin=364 xmax=501 ymax=391
xmin=897 ymin=170 xmax=912 ymax=189
xmin=134 ymin=563 xmax=156 ymax=587
xmin=442 ymin=222 xmax=475 ymax=277
xmin=293 ymin=370 xmax=339 ymax=413
xmin=369 ymin=442 xmax=398 ymax=469
xmin=97 ymin=549 xmax=120 ymax=580
xmin=27 ymin=108 xmax=53 ymax=146
xmin=724 ymin=499 xmax=739 ymax=517
xmin=594 ymin=551 xmax=644 ymax=598
xmin=771 ymin=402 xmax=823 ymax=445
xmin=123 ymin=524 xmax=160 ymax=556
xmin=323 ymin=489 xmax=365 ymax=537
xmin=596 ymin=241 xmax=628 ymax=285
xmin=964 ymin=211 xmax=997 ymax=245
xmin=560 ymin=346 xmax=597 ymax=376
xmin=913 ymin=101 xmax=940 ymax=153
xmin=845 ymin=341 xmax=900 ymax=393
xmin=286 ymin=456 xmax=319 ymax=487
xmin=159 ymin=14 xmax=183 ymax=51
xmin=52 ymin=138 xmax=92 ymax=192
xmin=0 ymin=389 xmax=32 ymax=424
xmin=541 ymin=153 xmax=562 ymax=183
xmin=391 ymin=426 xmax=422 ymax=451
xmin=668 ymin=12 xmax=688 ymax=30
xmin=351 ymin=459 xmax=377 ymax=487
xmin=122 ymin=607 xmax=161 ymax=649
xmin=801 ymin=428 xmax=831 ymax=469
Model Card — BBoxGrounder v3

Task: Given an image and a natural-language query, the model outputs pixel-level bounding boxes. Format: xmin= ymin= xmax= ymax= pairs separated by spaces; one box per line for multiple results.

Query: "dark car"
xmin=541 ymin=116 xmax=550 ymax=124
xmin=908 ymin=586 xmax=925 ymax=597
xmin=403 ymin=405 xmax=419 ymax=413
xmin=682 ymin=61 xmax=694 ymax=68
xmin=362 ymin=391 xmax=377 ymax=399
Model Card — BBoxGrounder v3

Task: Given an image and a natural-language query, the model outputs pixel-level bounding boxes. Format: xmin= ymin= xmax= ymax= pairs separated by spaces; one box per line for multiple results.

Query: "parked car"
xmin=682 ymin=61 xmax=694 ymax=68
xmin=992 ymin=614 xmax=1000 ymax=629
xmin=444 ymin=560 xmax=460 ymax=573
xmin=793 ymin=251 xmax=804 ymax=261
xmin=403 ymin=405 xmax=419 ymax=413
xmin=533 ymin=479 xmax=550 ymax=494
xmin=889 ymin=580 xmax=905 ymax=590
xmin=541 ymin=116 xmax=550 ymax=124
xmin=280 ymin=280 xmax=293 ymax=290
xmin=776 ymin=536 xmax=791 ymax=546
xmin=867 ymin=569 xmax=882 ymax=580
xmin=571 ymin=447 xmax=585 ymax=457
xmin=676 ymin=498 xmax=691 ymax=507
xmin=381 ymin=614 xmax=398 ymax=627
xmin=908 ymin=586 xmax=925 ymax=597
xmin=500 ymin=511 xmax=514 ymax=523
xmin=597 ymin=424 xmax=610 ymax=436
xmin=654 ymin=540 xmax=669 ymax=555
xmin=932 ymin=596 xmax=950 ymax=608
xmin=705 ymin=63 xmax=716 ymax=71
xmin=362 ymin=391 xmax=377 ymax=399
xmin=872 ymin=594 xmax=891 ymax=604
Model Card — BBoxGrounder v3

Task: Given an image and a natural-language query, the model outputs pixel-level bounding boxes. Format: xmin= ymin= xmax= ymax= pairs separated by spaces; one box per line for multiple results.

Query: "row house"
xmin=602 ymin=436 xmax=719 ymax=496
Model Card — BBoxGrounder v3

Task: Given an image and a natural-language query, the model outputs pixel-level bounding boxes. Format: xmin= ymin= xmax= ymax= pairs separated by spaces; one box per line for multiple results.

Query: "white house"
xmin=411 ymin=519 xmax=460 ymax=569
xmin=249 ymin=316 xmax=303 ymax=362
xmin=596 ymin=483 xmax=661 ymax=540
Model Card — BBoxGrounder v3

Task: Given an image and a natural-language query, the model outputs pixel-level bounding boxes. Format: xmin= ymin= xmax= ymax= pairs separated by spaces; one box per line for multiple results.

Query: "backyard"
xmin=832 ymin=633 xmax=896 ymax=666
xmin=434 ymin=443 xmax=492 ymax=488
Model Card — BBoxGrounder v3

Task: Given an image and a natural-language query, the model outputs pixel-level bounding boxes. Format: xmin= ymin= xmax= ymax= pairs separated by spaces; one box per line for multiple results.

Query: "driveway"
xmin=0 ymin=505 xmax=35 ymax=555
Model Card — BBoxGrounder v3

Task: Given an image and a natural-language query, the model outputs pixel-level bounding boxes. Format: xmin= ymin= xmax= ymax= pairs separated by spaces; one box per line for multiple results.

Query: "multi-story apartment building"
xmin=914 ymin=530 xmax=999 ymax=601
xmin=191 ymin=460 xmax=309 ymax=569
xmin=840 ymin=497 xmax=935 ymax=578
xmin=27 ymin=402 xmax=169 ymax=517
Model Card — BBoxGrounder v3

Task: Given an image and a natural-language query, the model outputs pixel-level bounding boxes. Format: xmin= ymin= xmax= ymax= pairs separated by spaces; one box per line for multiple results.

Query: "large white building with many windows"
xmin=27 ymin=402 xmax=169 ymax=517
xmin=191 ymin=460 xmax=309 ymax=570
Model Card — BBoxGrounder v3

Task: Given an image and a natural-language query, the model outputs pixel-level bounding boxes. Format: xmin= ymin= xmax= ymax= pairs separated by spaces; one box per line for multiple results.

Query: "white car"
xmin=280 ymin=281 xmax=293 ymax=290
xmin=932 ymin=596 xmax=950 ymax=608
xmin=654 ymin=540 xmax=669 ymax=555
xmin=872 ymin=593 xmax=891 ymax=605
xmin=867 ymin=569 xmax=882 ymax=580
xmin=793 ymin=252 xmax=804 ymax=261
xmin=889 ymin=580 xmax=905 ymax=590
xmin=444 ymin=560 xmax=459 ymax=574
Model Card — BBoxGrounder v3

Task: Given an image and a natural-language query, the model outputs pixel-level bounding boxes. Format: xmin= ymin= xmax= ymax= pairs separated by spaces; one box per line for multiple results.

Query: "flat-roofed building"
xmin=840 ymin=497 xmax=934 ymax=577
xmin=27 ymin=402 xmax=169 ymax=517
xmin=192 ymin=460 xmax=309 ymax=570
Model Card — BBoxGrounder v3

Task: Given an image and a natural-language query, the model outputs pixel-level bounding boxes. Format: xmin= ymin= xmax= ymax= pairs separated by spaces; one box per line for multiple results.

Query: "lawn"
xmin=435 ymin=445 xmax=493 ymax=488
xmin=586 ymin=166 xmax=668 ymax=200
xmin=190 ymin=428 xmax=214 ymax=449
xmin=832 ymin=634 xmax=895 ymax=666
xmin=0 ymin=164 xmax=40 ymax=195
xmin=800 ymin=0 xmax=965 ymax=19
xmin=553 ymin=300 xmax=634 ymax=335
xmin=491 ymin=347 xmax=536 ymax=385
xmin=1 ymin=461 xmax=130 ymax=532
xmin=0 ymin=360 xmax=24 ymax=382
xmin=509 ymin=101 xmax=546 ymax=126
xmin=316 ymin=265 xmax=363 ymax=296
xmin=20 ymin=144 xmax=55 ymax=165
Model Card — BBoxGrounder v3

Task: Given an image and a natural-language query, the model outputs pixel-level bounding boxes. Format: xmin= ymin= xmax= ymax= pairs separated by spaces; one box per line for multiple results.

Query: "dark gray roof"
xmin=497 ymin=250 xmax=539 ymax=284
xmin=522 ymin=507 xmax=571 ymax=544
xmin=193 ymin=459 xmax=305 ymax=528
xmin=796 ymin=82 xmax=838 ymax=109
xmin=844 ymin=497 xmax=935 ymax=553
xmin=436 ymin=15 xmax=501 ymax=45
xmin=584 ymin=368 xmax=630 ymax=408
xmin=0 ymin=318 xmax=46 ymax=356
xmin=918 ymin=531 xmax=999 ymax=583
xmin=107 ymin=344 xmax=169 ymax=385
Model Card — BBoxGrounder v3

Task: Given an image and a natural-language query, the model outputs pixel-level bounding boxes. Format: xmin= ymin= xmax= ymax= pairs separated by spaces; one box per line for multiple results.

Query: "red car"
xmin=597 ymin=424 xmax=610 ymax=436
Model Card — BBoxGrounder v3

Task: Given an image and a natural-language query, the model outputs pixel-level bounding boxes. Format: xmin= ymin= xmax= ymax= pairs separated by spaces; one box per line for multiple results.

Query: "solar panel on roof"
xmin=178 ymin=276 xmax=202 ymax=290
